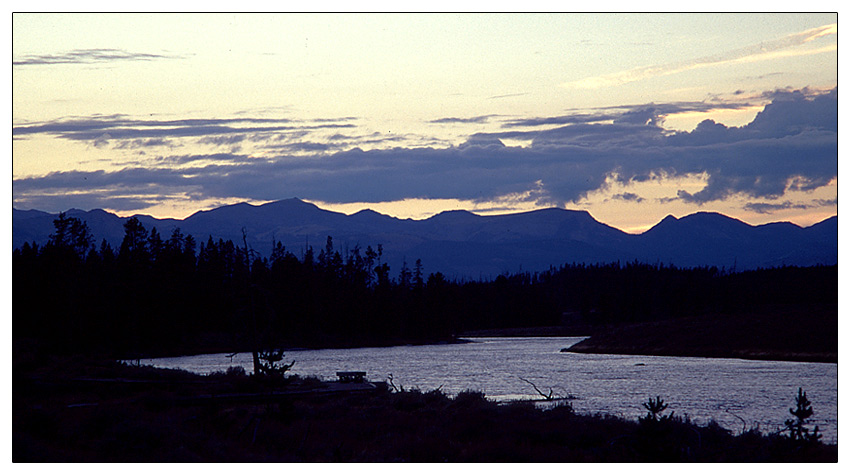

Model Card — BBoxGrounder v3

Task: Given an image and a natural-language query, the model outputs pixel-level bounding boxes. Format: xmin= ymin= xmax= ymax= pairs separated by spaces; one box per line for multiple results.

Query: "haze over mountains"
xmin=13 ymin=198 xmax=837 ymax=278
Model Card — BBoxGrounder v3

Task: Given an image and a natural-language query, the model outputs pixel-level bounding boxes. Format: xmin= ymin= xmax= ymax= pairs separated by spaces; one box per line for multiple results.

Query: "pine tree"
xmin=784 ymin=387 xmax=822 ymax=444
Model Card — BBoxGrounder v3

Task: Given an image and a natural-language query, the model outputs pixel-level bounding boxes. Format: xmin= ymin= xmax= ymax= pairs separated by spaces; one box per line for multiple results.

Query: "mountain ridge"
xmin=12 ymin=199 xmax=837 ymax=278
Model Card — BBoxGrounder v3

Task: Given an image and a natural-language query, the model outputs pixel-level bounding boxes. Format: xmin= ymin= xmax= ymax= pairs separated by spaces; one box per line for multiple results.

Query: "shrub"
xmin=639 ymin=396 xmax=674 ymax=423
xmin=452 ymin=390 xmax=488 ymax=408
xmin=225 ymin=366 xmax=247 ymax=378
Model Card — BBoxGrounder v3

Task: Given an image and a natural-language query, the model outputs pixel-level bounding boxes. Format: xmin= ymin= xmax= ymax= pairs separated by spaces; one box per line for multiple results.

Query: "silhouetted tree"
xmin=47 ymin=212 xmax=93 ymax=259
xmin=119 ymin=217 xmax=149 ymax=265
xmin=12 ymin=211 xmax=838 ymax=359
xmin=147 ymin=227 xmax=163 ymax=261
xmin=398 ymin=259 xmax=412 ymax=289
xmin=784 ymin=388 xmax=822 ymax=444
xmin=414 ymin=259 xmax=424 ymax=290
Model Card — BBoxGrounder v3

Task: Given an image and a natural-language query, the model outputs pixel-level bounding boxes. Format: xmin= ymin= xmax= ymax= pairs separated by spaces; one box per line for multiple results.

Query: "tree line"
xmin=13 ymin=213 xmax=837 ymax=358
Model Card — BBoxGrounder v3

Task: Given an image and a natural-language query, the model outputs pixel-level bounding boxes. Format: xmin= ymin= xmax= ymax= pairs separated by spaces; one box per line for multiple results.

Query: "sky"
xmin=11 ymin=12 xmax=838 ymax=233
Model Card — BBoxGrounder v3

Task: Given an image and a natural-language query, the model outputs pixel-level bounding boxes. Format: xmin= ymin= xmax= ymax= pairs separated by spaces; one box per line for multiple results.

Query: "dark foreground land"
xmin=13 ymin=348 xmax=837 ymax=463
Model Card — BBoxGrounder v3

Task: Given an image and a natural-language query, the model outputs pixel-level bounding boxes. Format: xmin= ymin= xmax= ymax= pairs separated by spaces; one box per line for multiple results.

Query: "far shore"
xmin=112 ymin=301 xmax=836 ymax=365
xmin=462 ymin=305 xmax=837 ymax=364
xmin=563 ymin=342 xmax=836 ymax=364
xmin=560 ymin=306 xmax=837 ymax=364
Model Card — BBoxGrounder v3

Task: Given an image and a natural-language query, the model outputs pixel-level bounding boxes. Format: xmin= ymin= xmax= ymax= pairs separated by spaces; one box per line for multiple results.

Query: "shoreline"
xmin=562 ymin=344 xmax=837 ymax=364
xmin=13 ymin=354 xmax=838 ymax=462
xmin=128 ymin=330 xmax=836 ymax=366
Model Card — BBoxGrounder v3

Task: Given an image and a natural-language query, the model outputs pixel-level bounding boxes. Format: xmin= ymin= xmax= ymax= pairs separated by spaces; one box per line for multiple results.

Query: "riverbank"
xmin=459 ymin=325 xmax=593 ymax=338
xmin=112 ymin=334 xmax=471 ymax=360
xmin=13 ymin=351 xmax=837 ymax=462
xmin=564 ymin=304 xmax=837 ymax=363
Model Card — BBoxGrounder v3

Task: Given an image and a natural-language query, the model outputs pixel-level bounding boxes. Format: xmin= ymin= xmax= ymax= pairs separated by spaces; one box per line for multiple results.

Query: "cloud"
xmin=488 ymin=92 xmax=529 ymax=100
xmin=504 ymin=113 xmax=620 ymax=128
xmin=13 ymin=89 xmax=837 ymax=214
xmin=15 ymin=193 xmax=162 ymax=213
xmin=561 ymin=24 xmax=836 ymax=90
xmin=197 ymin=135 xmax=248 ymax=146
xmin=152 ymin=153 xmax=260 ymax=166
xmin=744 ymin=197 xmax=837 ymax=214
xmin=743 ymin=201 xmax=807 ymax=214
xmin=502 ymin=100 xmax=753 ymax=129
xmin=12 ymin=116 xmax=357 ymax=150
xmin=113 ymin=138 xmax=175 ymax=149
xmin=611 ymin=192 xmax=645 ymax=203
xmin=429 ymin=115 xmax=497 ymax=124
xmin=13 ymin=48 xmax=184 ymax=66
xmin=669 ymin=88 xmax=837 ymax=203
xmin=263 ymin=142 xmax=336 ymax=153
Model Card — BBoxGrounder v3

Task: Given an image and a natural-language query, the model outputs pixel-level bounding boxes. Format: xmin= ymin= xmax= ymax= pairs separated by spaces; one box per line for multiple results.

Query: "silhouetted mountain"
xmin=637 ymin=212 xmax=838 ymax=269
xmin=12 ymin=199 xmax=837 ymax=277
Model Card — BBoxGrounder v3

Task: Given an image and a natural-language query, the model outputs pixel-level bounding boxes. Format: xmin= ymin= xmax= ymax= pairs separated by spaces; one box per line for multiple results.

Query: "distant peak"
xmin=531 ymin=207 xmax=592 ymax=217
xmin=640 ymin=214 xmax=679 ymax=235
xmin=262 ymin=198 xmax=314 ymax=207
xmin=681 ymin=212 xmax=750 ymax=226
xmin=351 ymin=208 xmax=383 ymax=217
xmin=432 ymin=209 xmax=478 ymax=218
xmin=223 ymin=202 xmax=255 ymax=209
xmin=686 ymin=211 xmax=726 ymax=219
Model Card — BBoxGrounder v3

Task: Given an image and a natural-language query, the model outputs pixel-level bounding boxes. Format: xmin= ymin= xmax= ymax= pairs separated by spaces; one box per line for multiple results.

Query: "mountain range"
xmin=12 ymin=198 xmax=837 ymax=279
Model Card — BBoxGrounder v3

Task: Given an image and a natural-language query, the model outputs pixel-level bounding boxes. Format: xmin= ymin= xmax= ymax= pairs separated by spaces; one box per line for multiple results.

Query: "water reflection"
xmin=138 ymin=337 xmax=838 ymax=443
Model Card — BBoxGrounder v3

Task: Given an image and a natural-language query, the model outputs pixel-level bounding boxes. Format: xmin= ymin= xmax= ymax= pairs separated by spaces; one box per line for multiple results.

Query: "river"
xmin=136 ymin=337 xmax=838 ymax=444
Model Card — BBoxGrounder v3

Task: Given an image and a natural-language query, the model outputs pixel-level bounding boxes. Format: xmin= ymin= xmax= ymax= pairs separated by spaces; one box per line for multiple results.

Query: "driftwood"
xmin=515 ymin=376 xmax=577 ymax=404
xmin=518 ymin=376 xmax=555 ymax=400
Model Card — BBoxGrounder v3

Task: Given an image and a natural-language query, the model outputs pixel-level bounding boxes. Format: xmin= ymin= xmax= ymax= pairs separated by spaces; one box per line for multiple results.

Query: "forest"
xmin=13 ymin=212 xmax=838 ymax=359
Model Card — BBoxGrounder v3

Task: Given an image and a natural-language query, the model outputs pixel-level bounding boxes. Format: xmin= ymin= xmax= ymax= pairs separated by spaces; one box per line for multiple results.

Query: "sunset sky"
xmin=12 ymin=13 xmax=838 ymax=233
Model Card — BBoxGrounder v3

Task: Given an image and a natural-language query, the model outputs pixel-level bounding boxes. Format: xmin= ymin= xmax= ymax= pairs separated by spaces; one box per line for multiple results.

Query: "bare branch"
xmin=518 ymin=376 xmax=554 ymax=401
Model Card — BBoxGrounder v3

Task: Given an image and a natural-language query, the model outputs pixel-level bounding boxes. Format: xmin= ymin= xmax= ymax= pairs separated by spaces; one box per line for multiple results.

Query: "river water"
xmin=137 ymin=337 xmax=838 ymax=443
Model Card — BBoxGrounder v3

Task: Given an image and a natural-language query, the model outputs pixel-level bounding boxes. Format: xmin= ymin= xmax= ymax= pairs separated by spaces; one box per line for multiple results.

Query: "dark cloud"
xmin=13 ymin=48 xmax=183 ymax=66
xmin=12 ymin=116 xmax=357 ymax=149
xmin=13 ymin=89 xmax=837 ymax=214
xmin=14 ymin=116 xmax=284 ymax=137
xmin=14 ymin=168 xmax=193 ymax=193
xmin=197 ymin=134 xmax=248 ymax=146
xmin=312 ymin=117 xmax=360 ymax=123
xmin=744 ymin=200 xmax=812 ymax=214
xmin=263 ymin=142 xmax=336 ymax=153
xmin=816 ymin=198 xmax=838 ymax=207
xmin=530 ymin=122 xmax=665 ymax=148
xmin=657 ymin=196 xmax=680 ymax=204
xmin=458 ymin=135 xmax=505 ymax=149
xmin=152 ymin=153 xmax=261 ymax=166
xmin=112 ymin=138 xmax=174 ymax=149
xmin=668 ymin=89 xmax=837 ymax=203
xmin=611 ymin=192 xmax=645 ymax=203
xmin=744 ymin=197 xmax=838 ymax=214
xmin=13 ymin=192 xmax=160 ymax=213
xmin=504 ymin=113 xmax=620 ymax=127
xmin=506 ymin=100 xmax=752 ymax=128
